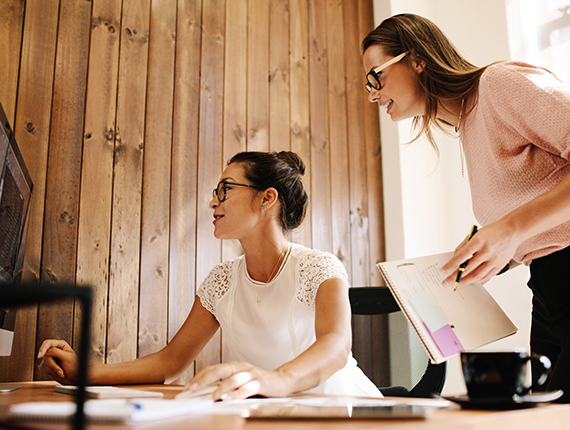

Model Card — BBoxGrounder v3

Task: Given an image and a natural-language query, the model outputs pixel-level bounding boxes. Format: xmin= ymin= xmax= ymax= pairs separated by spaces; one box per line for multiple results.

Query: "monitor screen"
xmin=0 ymin=102 xmax=33 ymax=356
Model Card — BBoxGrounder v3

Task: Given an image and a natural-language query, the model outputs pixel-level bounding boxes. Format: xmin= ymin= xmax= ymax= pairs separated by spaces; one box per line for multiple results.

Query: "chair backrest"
xmin=349 ymin=286 xmax=447 ymax=398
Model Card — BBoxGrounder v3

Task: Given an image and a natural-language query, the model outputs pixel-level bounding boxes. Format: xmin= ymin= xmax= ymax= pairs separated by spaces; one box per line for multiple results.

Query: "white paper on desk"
xmin=7 ymin=398 xmax=214 ymax=423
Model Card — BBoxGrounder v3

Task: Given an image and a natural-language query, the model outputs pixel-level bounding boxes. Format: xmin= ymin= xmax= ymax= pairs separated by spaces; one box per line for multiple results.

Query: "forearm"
xmin=88 ymin=351 xmax=179 ymax=385
xmin=275 ymin=331 xmax=351 ymax=394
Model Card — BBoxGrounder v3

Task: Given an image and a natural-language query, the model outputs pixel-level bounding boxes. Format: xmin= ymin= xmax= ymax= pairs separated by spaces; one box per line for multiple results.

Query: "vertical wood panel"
xmin=221 ymin=0 xmax=247 ymax=269
xmin=35 ymin=0 xmax=92 ymax=379
xmin=0 ymin=0 xmax=32 ymax=382
xmin=326 ymin=0 xmax=351 ymax=276
xmin=309 ymin=0 xmax=332 ymax=252
xmin=168 ymin=0 xmax=203 ymax=385
xmin=0 ymin=0 xmax=25 ymax=124
xmin=138 ymin=0 xmax=176 ymax=358
xmin=1 ymin=0 xmax=61 ymax=382
xmin=344 ymin=0 xmax=370 ymax=287
xmin=269 ymin=0 xmax=290 ymax=152
xmin=75 ymin=0 xmax=122 ymax=366
xmin=107 ymin=0 xmax=150 ymax=364
xmin=289 ymin=0 xmax=312 ymax=248
xmin=247 ymin=0 xmax=269 ymax=151
xmin=195 ymin=0 xmax=225 ymax=374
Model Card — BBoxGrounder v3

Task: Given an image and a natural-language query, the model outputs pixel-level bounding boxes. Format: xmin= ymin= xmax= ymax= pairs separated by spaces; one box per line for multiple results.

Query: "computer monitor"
xmin=0 ymin=102 xmax=33 ymax=357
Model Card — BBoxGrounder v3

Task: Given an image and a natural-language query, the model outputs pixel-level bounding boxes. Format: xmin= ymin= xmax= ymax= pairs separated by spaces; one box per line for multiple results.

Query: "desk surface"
xmin=1 ymin=382 xmax=569 ymax=430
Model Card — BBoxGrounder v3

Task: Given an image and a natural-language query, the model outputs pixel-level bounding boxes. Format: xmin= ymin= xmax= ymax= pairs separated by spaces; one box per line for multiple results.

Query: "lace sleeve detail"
xmin=297 ymin=250 xmax=348 ymax=312
xmin=197 ymin=260 xmax=235 ymax=319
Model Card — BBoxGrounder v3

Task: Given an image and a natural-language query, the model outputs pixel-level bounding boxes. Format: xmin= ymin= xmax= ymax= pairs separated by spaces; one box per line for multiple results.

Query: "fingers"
xmin=38 ymin=356 xmax=66 ymax=381
xmin=37 ymin=339 xmax=78 ymax=384
xmin=186 ymin=362 xmax=265 ymax=401
xmin=37 ymin=339 xmax=72 ymax=359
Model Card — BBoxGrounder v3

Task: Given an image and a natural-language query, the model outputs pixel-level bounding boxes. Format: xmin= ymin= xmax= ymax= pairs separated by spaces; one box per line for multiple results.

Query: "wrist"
xmin=274 ymin=367 xmax=303 ymax=395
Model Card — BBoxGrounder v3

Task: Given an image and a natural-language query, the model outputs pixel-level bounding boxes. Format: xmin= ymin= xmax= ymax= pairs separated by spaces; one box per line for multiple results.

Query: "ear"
xmin=410 ymin=50 xmax=426 ymax=74
xmin=260 ymin=188 xmax=279 ymax=210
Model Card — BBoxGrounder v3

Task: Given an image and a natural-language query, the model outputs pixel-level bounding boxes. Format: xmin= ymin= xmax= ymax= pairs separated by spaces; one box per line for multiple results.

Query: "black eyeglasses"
xmin=365 ymin=52 xmax=407 ymax=92
xmin=213 ymin=180 xmax=262 ymax=203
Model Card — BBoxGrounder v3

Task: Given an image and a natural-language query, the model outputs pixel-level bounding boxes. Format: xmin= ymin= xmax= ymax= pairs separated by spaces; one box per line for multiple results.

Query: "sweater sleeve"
xmin=480 ymin=62 xmax=570 ymax=160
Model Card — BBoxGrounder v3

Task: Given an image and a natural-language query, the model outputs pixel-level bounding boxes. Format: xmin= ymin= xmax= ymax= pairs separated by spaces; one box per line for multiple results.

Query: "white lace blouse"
xmin=197 ymin=242 xmax=382 ymax=397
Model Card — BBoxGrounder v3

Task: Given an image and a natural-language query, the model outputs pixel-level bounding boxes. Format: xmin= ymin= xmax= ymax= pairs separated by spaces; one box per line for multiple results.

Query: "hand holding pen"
xmin=454 ymin=225 xmax=478 ymax=291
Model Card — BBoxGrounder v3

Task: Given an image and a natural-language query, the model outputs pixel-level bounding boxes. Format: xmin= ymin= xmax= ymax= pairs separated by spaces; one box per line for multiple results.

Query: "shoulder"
xmin=292 ymin=243 xmax=348 ymax=311
xmin=292 ymin=243 xmax=348 ymax=286
xmin=480 ymin=61 xmax=567 ymax=95
xmin=291 ymin=243 xmax=347 ymax=273
xmin=197 ymin=257 xmax=241 ymax=315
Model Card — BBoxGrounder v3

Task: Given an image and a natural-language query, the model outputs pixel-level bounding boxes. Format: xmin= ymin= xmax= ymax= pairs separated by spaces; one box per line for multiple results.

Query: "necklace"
xmin=455 ymin=98 xmax=465 ymax=133
xmin=267 ymin=244 xmax=289 ymax=282
xmin=256 ymin=244 xmax=289 ymax=307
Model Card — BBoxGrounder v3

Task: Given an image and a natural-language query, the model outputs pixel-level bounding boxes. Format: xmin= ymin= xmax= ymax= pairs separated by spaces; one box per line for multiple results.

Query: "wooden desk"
xmin=1 ymin=382 xmax=569 ymax=430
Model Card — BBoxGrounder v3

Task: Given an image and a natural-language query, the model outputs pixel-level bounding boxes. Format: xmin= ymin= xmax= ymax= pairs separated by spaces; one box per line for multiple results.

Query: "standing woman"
xmin=362 ymin=13 xmax=570 ymax=400
xmin=38 ymin=151 xmax=382 ymax=400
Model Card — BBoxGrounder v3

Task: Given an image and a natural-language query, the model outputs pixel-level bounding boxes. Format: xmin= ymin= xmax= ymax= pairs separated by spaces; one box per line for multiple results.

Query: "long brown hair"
xmin=362 ymin=14 xmax=490 ymax=152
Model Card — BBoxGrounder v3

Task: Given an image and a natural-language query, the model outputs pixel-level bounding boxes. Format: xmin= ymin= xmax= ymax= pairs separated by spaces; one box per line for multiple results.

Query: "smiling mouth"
xmin=381 ymin=99 xmax=394 ymax=111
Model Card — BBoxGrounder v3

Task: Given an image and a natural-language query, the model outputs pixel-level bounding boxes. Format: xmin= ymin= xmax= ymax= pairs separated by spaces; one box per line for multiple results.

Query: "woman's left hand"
xmin=440 ymin=219 xmax=521 ymax=286
xmin=184 ymin=361 xmax=292 ymax=401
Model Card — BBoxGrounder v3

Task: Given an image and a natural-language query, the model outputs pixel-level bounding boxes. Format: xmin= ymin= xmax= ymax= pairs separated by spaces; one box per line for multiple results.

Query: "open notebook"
xmin=4 ymin=397 xmax=213 ymax=423
xmin=377 ymin=251 xmax=517 ymax=364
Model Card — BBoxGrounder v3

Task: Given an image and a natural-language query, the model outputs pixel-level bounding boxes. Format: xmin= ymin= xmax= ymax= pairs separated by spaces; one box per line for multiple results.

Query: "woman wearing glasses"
xmin=363 ymin=13 xmax=570 ymax=401
xmin=38 ymin=151 xmax=382 ymax=400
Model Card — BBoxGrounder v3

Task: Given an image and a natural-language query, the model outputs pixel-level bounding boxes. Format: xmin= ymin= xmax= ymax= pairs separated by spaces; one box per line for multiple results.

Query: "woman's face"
xmin=363 ymin=45 xmax=425 ymax=122
xmin=209 ymin=162 xmax=262 ymax=240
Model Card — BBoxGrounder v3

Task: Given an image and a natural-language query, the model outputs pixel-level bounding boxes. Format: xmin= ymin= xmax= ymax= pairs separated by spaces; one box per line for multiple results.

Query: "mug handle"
xmin=525 ymin=353 xmax=552 ymax=391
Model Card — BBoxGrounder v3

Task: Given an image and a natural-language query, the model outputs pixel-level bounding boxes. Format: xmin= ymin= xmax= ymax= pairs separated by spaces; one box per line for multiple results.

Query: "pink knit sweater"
xmin=461 ymin=62 xmax=570 ymax=265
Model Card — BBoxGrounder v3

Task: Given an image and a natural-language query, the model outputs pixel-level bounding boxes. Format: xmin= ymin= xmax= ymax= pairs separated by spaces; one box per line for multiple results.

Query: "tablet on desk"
xmin=54 ymin=385 xmax=163 ymax=399
xmin=243 ymin=403 xmax=439 ymax=420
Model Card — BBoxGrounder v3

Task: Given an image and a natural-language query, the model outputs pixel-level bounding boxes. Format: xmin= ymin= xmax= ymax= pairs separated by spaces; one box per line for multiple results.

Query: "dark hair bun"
xmin=277 ymin=151 xmax=305 ymax=176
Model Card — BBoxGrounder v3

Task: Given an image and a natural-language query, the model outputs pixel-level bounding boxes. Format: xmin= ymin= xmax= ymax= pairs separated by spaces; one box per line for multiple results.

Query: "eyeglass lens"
xmin=366 ymin=73 xmax=380 ymax=92
xmin=213 ymin=182 xmax=227 ymax=202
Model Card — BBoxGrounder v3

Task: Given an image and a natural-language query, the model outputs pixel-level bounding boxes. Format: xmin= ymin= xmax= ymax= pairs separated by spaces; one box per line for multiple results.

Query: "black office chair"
xmin=349 ymin=286 xmax=447 ymax=398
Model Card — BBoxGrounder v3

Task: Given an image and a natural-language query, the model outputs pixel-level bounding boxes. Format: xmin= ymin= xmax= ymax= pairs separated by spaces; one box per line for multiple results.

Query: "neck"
xmin=241 ymin=227 xmax=290 ymax=283
xmin=438 ymin=99 xmax=464 ymax=130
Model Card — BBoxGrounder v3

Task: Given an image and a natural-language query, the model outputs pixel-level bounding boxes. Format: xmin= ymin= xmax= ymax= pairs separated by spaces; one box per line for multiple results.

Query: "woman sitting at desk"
xmin=38 ymin=150 xmax=382 ymax=401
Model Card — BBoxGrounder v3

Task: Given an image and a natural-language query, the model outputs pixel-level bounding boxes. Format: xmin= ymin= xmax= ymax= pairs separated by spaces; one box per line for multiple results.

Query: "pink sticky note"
xmin=429 ymin=324 xmax=464 ymax=358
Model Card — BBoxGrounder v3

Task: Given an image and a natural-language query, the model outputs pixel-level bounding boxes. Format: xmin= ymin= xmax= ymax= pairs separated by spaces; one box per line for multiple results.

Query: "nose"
xmin=209 ymin=196 xmax=219 ymax=209
xmin=368 ymin=87 xmax=380 ymax=103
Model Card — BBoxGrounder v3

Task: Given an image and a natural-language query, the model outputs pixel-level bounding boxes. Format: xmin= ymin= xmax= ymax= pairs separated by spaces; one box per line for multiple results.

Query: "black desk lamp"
xmin=0 ymin=283 xmax=92 ymax=430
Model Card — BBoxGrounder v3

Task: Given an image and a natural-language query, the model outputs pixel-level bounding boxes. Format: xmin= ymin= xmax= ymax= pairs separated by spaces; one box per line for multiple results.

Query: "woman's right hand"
xmin=37 ymin=339 xmax=79 ymax=385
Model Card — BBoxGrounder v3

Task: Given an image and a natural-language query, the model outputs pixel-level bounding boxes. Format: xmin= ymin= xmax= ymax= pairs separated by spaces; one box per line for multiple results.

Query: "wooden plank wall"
xmin=0 ymin=0 xmax=389 ymax=387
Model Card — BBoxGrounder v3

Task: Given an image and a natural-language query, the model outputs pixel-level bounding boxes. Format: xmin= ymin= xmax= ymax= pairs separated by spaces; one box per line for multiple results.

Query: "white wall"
xmin=373 ymin=0 xmax=533 ymax=395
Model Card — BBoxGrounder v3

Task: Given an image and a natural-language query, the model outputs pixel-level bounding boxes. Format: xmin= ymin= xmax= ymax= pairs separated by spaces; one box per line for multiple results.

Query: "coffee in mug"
xmin=461 ymin=351 xmax=551 ymax=399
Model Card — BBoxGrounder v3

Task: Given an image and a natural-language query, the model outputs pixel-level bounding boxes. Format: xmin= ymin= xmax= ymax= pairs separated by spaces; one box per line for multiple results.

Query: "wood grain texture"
xmin=0 ymin=0 xmax=386 ymax=388
xmin=194 ymin=0 xmax=225 ymax=374
xmin=269 ymin=0 xmax=291 ymax=153
xmin=247 ymin=0 xmax=269 ymax=151
xmin=75 ymin=0 xmax=122 ymax=366
xmin=35 ymin=0 xmax=92 ymax=380
xmin=107 ymin=0 xmax=150 ymax=365
xmin=289 ymin=0 xmax=312 ymax=248
xmin=168 ymin=0 xmax=203 ymax=385
xmin=308 ymin=0 xmax=332 ymax=252
xmin=138 ymin=0 xmax=176 ymax=360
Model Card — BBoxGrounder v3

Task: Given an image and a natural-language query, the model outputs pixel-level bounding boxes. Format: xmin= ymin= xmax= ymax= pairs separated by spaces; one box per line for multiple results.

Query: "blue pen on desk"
xmin=454 ymin=225 xmax=478 ymax=291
